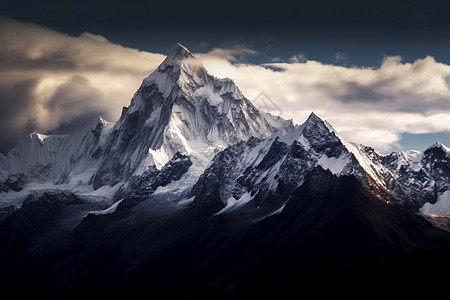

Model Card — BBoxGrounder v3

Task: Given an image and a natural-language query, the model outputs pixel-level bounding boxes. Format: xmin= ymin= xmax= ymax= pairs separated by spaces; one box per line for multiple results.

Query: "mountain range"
xmin=1 ymin=44 xmax=450 ymax=297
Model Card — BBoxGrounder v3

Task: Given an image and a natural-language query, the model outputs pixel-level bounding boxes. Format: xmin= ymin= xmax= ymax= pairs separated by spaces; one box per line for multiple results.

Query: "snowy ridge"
xmin=193 ymin=112 xmax=376 ymax=217
xmin=377 ymin=140 xmax=450 ymax=213
xmin=391 ymin=150 xmax=423 ymax=172
xmin=426 ymin=141 xmax=450 ymax=153
xmin=277 ymin=113 xmax=391 ymax=186
xmin=193 ymin=112 xmax=450 ymax=217
xmin=0 ymin=116 xmax=112 ymax=185
xmin=308 ymin=114 xmax=392 ymax=187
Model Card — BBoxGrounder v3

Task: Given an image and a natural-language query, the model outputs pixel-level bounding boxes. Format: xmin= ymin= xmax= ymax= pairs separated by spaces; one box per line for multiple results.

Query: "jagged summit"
xmin=297 ymin=112 xmax=338 ymax=137
xmin=304 ymin=112 xmax=337 ymax=131
xmin=278 ymin=112 xmax=331 ymax=145
xmin=279 ymin=112 xmax=341 ymax=146
xmin=158 ymin=43 xmax=194 ymax=69
xmin=307 ymin=111 xmax=319 ymax=120
xmin=426 ymin=141 xmax=450 ymax=152
xmin=141 ymin=43 xmax=211 ymax=98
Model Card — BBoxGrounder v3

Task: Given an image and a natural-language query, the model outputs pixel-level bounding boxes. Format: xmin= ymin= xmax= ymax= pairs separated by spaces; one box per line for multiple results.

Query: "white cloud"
xmin=289 ymin=53 xmax=307 ymax=63
xmin=198 ymin=49 xmax=450 ymax=153
xmin=335 ymin=52 xmax=348 ymax=64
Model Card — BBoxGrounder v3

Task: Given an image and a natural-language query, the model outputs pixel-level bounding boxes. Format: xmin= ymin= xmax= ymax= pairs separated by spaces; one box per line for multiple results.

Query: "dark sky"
xmin=3 ymin=0 xmax=450 ymax=66
xmin=3 ymin=0 xmax=450 ymax=31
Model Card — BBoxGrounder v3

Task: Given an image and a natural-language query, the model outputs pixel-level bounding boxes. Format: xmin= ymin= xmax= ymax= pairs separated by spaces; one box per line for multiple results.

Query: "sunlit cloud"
xmin=0 ymin=16 xmax=164 ymax=153
xmin=199 ymin=49 xmax=450 ymax=153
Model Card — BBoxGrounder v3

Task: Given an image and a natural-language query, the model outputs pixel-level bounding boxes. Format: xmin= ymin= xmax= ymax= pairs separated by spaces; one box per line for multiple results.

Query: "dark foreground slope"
xmin=1 ymin=168 xmax=450 ymax=298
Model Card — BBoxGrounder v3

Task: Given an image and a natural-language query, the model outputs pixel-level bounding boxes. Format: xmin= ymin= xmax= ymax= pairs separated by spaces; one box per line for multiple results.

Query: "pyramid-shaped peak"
xmin=159 ymin=43 xmax=195 ymax=68
xmin=175 ymin=43 xmax=191 ymax=53
xmin=304 ymin=112 xmax=329 ymax=127
xmin=302 ymin=112 xmax=338 ymax=135
xmin=306 ymin=112 xmax=321 ymax=122
xmin=426 ymin=141 xmax=450 ymax=152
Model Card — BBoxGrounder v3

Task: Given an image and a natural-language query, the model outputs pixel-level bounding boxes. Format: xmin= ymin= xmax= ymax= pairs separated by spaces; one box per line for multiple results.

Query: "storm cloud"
xmin=0 ymin=77 xmax=39 ymax=153
xmin=0 ymin=17 xmax=164 ymax=153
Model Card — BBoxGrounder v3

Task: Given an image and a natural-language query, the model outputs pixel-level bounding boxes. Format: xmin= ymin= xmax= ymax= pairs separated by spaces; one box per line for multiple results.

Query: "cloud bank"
xmin=199 ymin=50 xmax=450 ymax=152
xmin=1 ymin=17 xmax=450 ymax=154
xmin=0 ymin=17 xmax=164 ymax=153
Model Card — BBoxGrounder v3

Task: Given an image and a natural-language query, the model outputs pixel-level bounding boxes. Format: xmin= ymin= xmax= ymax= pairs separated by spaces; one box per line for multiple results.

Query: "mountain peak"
xmin=426 ymin=141 xmax=450 ymax=152
xmin=303 ymin=112 xmax=336 ymax=133
xmin=159 ymin=43 xmax=194 ymax=69
xmin=141 ymin=43 xmax=203 ymax=95
xmin=305 ymin=112 xmax=321 ymax=122
xmin=278 ymin=112 xmax=338 ymax=146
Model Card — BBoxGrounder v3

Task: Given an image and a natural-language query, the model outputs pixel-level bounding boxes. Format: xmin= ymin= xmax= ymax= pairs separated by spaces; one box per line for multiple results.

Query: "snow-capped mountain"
xmin=186 ymin=106 xmax=450 ymax=219
xmin=382 ymin=142 xmax=450 ymax=213
xmin=1 ymin=43 xmax=450 ymax=297
xmin=0 ymin=43 xmax=293 ymax=207
xmin=336 ymin=140 xmax=450 ymax=214
xmin=190 ymin=112 xmax=396 ymax=219
xmin=92 ymin=43 xmax=292 ymax=190
xmin=0 ymin=117 xmax=113 ymax=195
